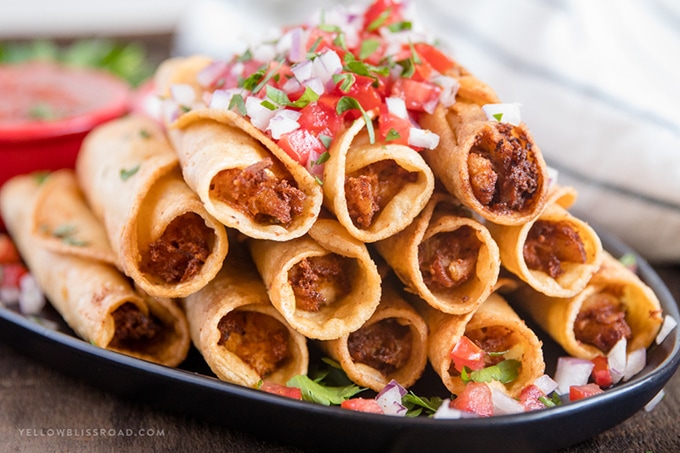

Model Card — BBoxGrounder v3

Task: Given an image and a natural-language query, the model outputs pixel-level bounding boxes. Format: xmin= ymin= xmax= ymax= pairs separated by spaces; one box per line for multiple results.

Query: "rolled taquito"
xmin=248 ymin=218 xmax=382 ymax=340
xmin=320 ymin=279 xmax=429 ymax=391
xmin=487 ymin=185 xmax=603 ymax=298
xmin=375 ymin=192 xmax=500 ymax=315
xmin=419 ymin=292 xmax=545 ymax=397
xmin=0 ymin=172 xmax=190 ymax=366
xmin=76 ymin=114 xmax=229 ymax=299
xmin=322 ymin=116 xmax=435 ymax=242
xmin=182 ymin=242 xmax=308 ymax=388
xmin=420 ymin=101 xmax=549 ymax=225
xmin=512 ymin=251 xmax=663 ymax=359
xmin=155 ymin=57 xmax=323 ymax=241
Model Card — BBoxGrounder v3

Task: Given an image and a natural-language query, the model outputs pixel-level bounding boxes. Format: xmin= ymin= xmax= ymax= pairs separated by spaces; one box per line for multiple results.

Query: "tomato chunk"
xmin=591 ymin=355 xmax=613 ymax=388
xmin=390 ymin=78 xmax=441 ymax=114
xmin=450 ymin=335 xmax=485 ymax=373
xmin=260 ymin=382 xmax=303 ymax=400
xmin=277 ymin=128 xmax=326 ymax=166
xmin=1 ymin=262 xmax=28 ymax=289
xmin=0 ymin=234 xmax=20 ymax=264
xmin=450 ymin=382 xmax=493 ymax=417
xmin=569 ymin=383 xmax=604 ymax=401
xmin=518 ymin=384 xmax=547 ymax=411
xmin=341 ymin=397 xmax=384 ymax=414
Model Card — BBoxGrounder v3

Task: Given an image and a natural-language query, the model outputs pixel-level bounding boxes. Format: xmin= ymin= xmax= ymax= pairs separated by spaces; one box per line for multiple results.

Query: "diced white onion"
xmin=408 ymin=128 xmax=440 ymax=149
xmin=623 ymin=348 xmax=647 ymax=381
xmin=292 ymin=60 xmax=314 ymax=84
xmin=375 ymin=380 xmax=408 ymax=417
xmin=18 ymin=273 xmax=45 ymax=315
xmin=385 ymin=97 xmax=408 ymax=119
xmin=266 ymin=109 xmax=301 ymax=139
xmin=607 ymin=338 xmax=628 ymax=385
xmin=431 ymin=74 xmax=459 ymax=108
xmin=306 ymin=148 xmax=325 ymax=177
xmin=281 ymin=77 xmax=302 ymax=95
xmin=644 ymin=389 xmax=666 ymax=412
xmin=547 ymin=166 xmax=559 ymax=189
xmin=491 ymin=389 xmax=525 ymax=415
xmin=251 ymin=42 xmax=277 ymax=63
xmin=245 ymin=96 xmax=278 ymax=131
xmin=303 ymin=77 xmax=325 ymax=96
xmin=656 ymin=315 xmax=677 ymax=345
xmin=554 ymin=357 xmax=594 ymax=395
xmin=312 ymin=50 xmax=343 ymax=86
xmin=0 ymin=287 xmax=20 ymax=305
xmin=209 ymin=89 xmax=238 ymax=110
xmin=170 ymin=83 xmax=196 ymax=106
xmin=482 ymin=103 xmax=522 ymax=126
xmin=533 ymin=374 xmax=559 ymax=396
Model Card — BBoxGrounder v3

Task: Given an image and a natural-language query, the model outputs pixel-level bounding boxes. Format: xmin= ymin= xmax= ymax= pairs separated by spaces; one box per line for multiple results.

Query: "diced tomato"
xmin=0 ymin=234 xmax=20 ymax=264
xmin=341 ymin=397 xmax=384 ymax=414
xmin=346 ymin=75 xmax=385 ymax=114
xmin=450 ymin=382 xmax=493 ymax=417
xmin=1 ymin=262 xmax=28 ymax=289
xmin=259 ymin=382 xmax=303 ymax=400
xmin=297 ymin=101 xmax=343 ymax=138
xmin=413 ymin=43 xmax=456 ymax=74
xmin=363 ymin=0 xmax=404 ymax=32
xmin=378 ymin=110 xmax=411 ymax=145
xmin=591 ymin=355 xmax=613 ymax=388
xmin=277 ymin=128 xmax=326 ymax=166
xmin=518 ymin=384 xmax=547 ymax=411
xmin=390 ymin=78 xmax=441 ymax=113
xmin=569 ymin=383 xmax=605 ymax=401
xmin=450 ymin=336 xmax=485 ymax=373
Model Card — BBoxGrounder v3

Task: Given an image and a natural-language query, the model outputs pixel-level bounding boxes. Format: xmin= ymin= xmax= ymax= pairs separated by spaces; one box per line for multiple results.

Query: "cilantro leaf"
xmin=359 ymin=39 xmax=381 ymax=60
xmin=290 ymin=86 xmax=320 ymax=108
xmin=463 ymin=360 xmax=521 ymax=384
xmin=336 ymin=96 xmax=375 ymax=144
xmin=402 ymin=392 xmax=445 ymax=417
xmin=287 ymin=375 xmax=364 ymax=406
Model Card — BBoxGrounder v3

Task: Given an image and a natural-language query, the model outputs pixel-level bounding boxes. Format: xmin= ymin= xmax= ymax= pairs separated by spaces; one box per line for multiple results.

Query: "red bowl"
xmin=0 ymin=61 xmax=131 ymax=188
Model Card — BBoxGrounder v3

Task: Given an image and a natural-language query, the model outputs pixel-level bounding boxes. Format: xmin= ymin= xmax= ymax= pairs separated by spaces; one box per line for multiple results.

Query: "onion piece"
xmin=196 ymin=60 xmax=229 ymax=87
xmin=19 ymin=273 xmax=45 ymax=315
xmin=533 ymin=374 xmax=559 ymax=396
xmin=408 ymin=128 xmax=440 ymax=149
xmin=644 ymin=389 xmax=665 ymax=412
xmin=375 ymin=380 xmax=408 ymax=417
xmin=431 ymin=74 xmax=459 ymax=108
xmin=0 ymin=287 xmax=20 ymax=305
xmin=312 ymin=50 xmax=343 ymax=86
xmin=547 ymin=166 xmax=559 ymax=189
xmin=482 ymin=103 xmax=522 ymax=126
xmin=607 ymin=338 xmax=627 ymax=385
xmin=656 ymin=315 xmax=677 ymax=345
xmin=623 ymin=348 xmax=646 ymax=381
xmin=245 ymin=96 xmax=278 ymax=131
xmin=306 ymin=149 xmax=325 ymax=179
xmin=170 ymin=83 xmax=196 ymax=106
xmin=266 ymin=109 xmax=301 ymax=139
xmin=385 ymin=97 xmax=408 ymax=119
xmin=491 ymin=389 xmax=525 ymax=415
xmin=554 ymin=357 xmax=594 ymax=395
xmin=292 ymin=60 xmax=314 ymax=84
xmin=303 ymin=77 xmax=325 ymax=96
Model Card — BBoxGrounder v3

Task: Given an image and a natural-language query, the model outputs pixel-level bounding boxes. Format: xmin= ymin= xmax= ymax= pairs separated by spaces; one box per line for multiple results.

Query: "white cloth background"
xmin=175 ymin=0 xmax=680 ymax=262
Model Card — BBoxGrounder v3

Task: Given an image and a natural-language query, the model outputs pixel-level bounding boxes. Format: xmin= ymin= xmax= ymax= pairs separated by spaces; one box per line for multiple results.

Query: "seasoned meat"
xmin=288 ymin=254 xmax=353 ymax=312
xmin=210 ymin=158 xmax=305 ymax=227
xmin=109 ymin=302 xmax=163 ymax=350
xmin=467 ymin=326 xmax=515 ymax=367
xmin=524 ymin=220 xmax=587 ymax=278
xmin=468 ymin=124 xmax=540 ymax=214
xmin=345 ymin=160 xmax=418 ymax=229
xmin=418 ymin=226 xmax=481 ymax=290
xmin=348 ymin=318 xmax=413 ymax=376
xmin=574 ymin=291 xmax=632 ymax=353
xmin=141 ymin=212 xmax=212 ymax=283
xmin=217 ymin=311 xmax=290 ymax=377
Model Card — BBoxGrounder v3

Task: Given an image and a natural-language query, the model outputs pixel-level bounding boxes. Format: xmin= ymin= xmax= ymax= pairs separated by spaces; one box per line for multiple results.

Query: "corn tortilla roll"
xmin=155 ymin=57 xmax=323 ymax=241
xmin=76 ymin=114 xmax=229 ymax=299
xmin=319 ymin=279 xmax=429 ymax=391
xmin=248 ymin=218 xmax=382 ymax=340
xmin=420 ymin=102 xmax=549 ymax=225
xmin=512 ymin=251 xmax=663 ymax=359
xmin=0 ymin=173 xmax=190 ymax=367
xmin=487 ymin=185 xmax=603 ymax=298
xmin=182 ymin=243 xmax=308 ymax=388
xmin=322 ymin=116 xmax=435 ymax=242
xmin=30 ymin=169 xmax=117 ymax=265
xmin=419 ymin=292 xmax=544 ymax=398
xmin=375 ymin=192 xmax=500 ymax=315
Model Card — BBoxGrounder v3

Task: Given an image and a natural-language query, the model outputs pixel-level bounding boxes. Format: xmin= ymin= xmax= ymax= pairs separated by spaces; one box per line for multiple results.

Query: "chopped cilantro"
xmin=287 ymin=374 xmax=364 ymax=406
xmin=461 ymin=359 xmax=521 ymax=384
xmin=229 ymin=93 xmax=247 ymax=116
xmin=28 ymin=102 xmax=58 ymax=120
xmin=120 ymin=165 xmax=140 ymax=181
xmin=367 ymin=7 xmax=393 ymax=31
xmin=289 ymin=86 xmax=320 ymax=108
xmin=359 ymin=39 xmax=381 ymax=60
xmin=333 ymin=73 xmax=356 ymax=93
xmin=385 ymin=128 xmax=401 ymax=141
xmin=493 ymin=113 xmax=504 ymax=122
xmin=336 ymin=96 xmax=375 ymax=144
xmin=402 ymin=392 xmax=445 ymax=417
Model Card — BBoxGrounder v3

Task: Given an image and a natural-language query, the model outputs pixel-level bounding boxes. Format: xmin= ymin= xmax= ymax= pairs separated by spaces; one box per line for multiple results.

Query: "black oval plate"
xmin=0 ymin=229 xmax=678 ymax=453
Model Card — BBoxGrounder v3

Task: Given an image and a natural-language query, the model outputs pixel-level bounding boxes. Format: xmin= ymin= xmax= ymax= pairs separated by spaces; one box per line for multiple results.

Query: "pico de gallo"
xmin=161 ymin=0 xmax=459 ymax=181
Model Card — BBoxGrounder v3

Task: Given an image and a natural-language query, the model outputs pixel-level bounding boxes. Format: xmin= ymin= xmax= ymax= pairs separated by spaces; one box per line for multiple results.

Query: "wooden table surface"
xmin=1 ymin=34 xmax=679 ymax=453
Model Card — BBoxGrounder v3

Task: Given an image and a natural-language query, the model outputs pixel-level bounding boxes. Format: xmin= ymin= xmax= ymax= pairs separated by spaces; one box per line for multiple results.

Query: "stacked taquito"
xmin=155 ymin=56 xmax=323 ymax=241
xmin=76 ymin=114 xmax=229 ymax=299
xmin=0 ymin=170 xmax=190 ymax=366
